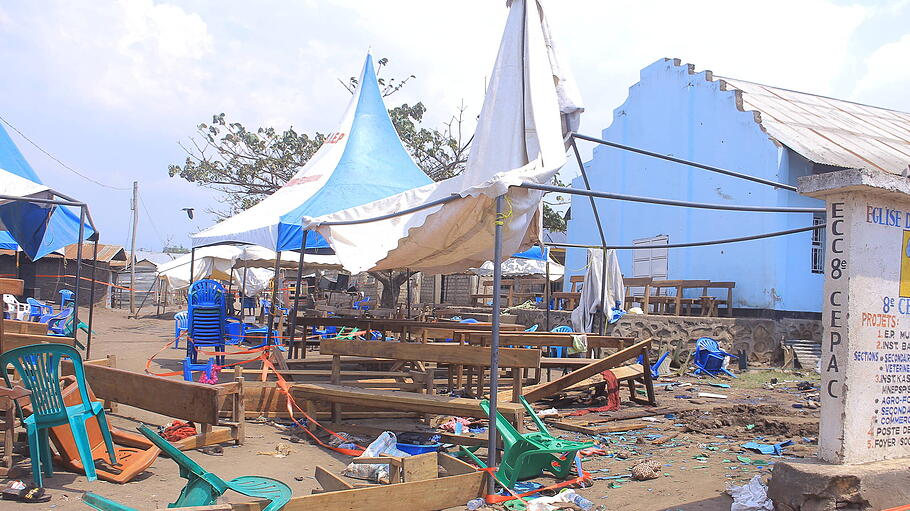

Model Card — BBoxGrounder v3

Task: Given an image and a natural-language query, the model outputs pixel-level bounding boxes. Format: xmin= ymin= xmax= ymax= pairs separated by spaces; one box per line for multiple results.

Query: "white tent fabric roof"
xmin=0 ymin=168 xmax=51 ymax=205
xmin=472 ymin=257 xmax=565 ymax=280
xmin=157 ymin=245 xmax=340 ymax=290
xmin=303 ymin=0 xmax=582 ymax=275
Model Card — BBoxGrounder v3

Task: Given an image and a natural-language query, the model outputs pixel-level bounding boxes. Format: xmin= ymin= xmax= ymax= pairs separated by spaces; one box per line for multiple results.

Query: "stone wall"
xmin=512 ymin=308 xmax=821 ymax=366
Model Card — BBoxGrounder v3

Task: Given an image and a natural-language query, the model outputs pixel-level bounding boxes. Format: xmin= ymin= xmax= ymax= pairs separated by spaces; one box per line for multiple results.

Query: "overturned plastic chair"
xmin=59 ymin=289 xmax=75 ymax=309
xmin=117 ymin=424 xmax=290 ymax=510
xmin=27 ymin=297 xmax=53 ymax=321
xmin=461 ymin=397 xmax=593 ymax=489
xmin=0 ymin=344 xmax=117 ymax=487
xmin=693 ymin=336 xmax=738 ymax=378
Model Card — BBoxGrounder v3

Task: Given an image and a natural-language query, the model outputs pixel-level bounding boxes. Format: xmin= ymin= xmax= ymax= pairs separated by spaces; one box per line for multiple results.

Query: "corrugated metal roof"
xmin=665 ymin=59 xmax=910 ymax=175
xmin=709 ymin=70 xmax=910 ymax=175
xmin=61 ymin=243 xmax=127 ymax=262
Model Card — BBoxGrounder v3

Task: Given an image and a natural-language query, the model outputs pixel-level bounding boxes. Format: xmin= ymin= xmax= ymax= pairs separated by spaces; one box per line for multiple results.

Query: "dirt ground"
xmin=3 ymin=307 xmax=822 ymax=511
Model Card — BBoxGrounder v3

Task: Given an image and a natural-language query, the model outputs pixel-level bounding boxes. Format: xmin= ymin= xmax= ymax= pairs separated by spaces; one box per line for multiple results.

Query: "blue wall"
xmin=566 ymin=59 xmax=823 ymax=312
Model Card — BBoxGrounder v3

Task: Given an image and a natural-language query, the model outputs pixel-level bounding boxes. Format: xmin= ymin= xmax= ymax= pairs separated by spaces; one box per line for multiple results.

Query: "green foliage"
xmin=542 ymin=204 xmax=567 ymax=232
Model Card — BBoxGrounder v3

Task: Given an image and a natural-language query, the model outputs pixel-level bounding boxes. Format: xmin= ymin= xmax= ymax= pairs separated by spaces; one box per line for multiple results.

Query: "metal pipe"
xmin=0 ymin=194 xmax=83 ymax=207
xmin=406 ymin=268 xmax=412 ymax=320
xmin=545 ymin=223 xmax=825 ymax=250
xmin=487 ymin=195 xmax=504 ymax=481
xmin=520 ymin=182 xmax=823 ymax=213
xmin=290 ymin=231 xmax=308 ymax=358
xmin=544 ymin=249 xmax=551 ymax=331
xmin=73 ymin=205 xmax=85 ymax=346
xmin=314 ymin=194 xmax=459 ymax=226
xmin=189 ymin=247 xmax=196 ymax=288
xmin=572 ymin=132 xmax=798 ymax=192
xmin=265 ymin=251 xmax=282 ymax=347
xmin=599 ymin=247 xmax=608 ymax=335
xmin=86 ymin=237 xmax=99 ymax=359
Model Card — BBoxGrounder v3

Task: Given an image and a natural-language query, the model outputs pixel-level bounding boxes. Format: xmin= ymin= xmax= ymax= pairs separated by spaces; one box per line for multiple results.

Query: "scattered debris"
xmin=727 ymin=475 xmax=773 ymax=511
xmin=257 ymin=443 xmax=292 ymax=458
xmin=697 ymin=392 xmax=728 ymax=399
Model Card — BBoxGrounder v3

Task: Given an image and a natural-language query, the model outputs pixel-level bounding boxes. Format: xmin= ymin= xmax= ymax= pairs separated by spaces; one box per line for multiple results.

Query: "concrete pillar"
xmin=801 ymin=168 xmax=910 ymax=464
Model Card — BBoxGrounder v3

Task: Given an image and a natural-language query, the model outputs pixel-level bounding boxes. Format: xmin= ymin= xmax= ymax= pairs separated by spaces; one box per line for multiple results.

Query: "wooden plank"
xmin=580 ymin=407 xmax=674 ymax=423
xmin=321 ymin=339 xmax=540 ymax=368
xmin=232 ymin=470 xmax=485 ymax=511
xmin=438 ymin=453 xmax=477 ymax=476
xmin=522 ymin=338 xmax=651 ymax=402
xmin=402 ymin=452 xmax=438 ymax=482
xmin=315 ymin=465 xmax=354 ymax=492
xmin=2 ymin=332 xmax=76 ymax=352
xmin=170 ymin=427 xmax=235 ymax=451
xmin=334 ymin=424 xmax=492 ymax=448
xmin=3 ymin=320 xmax=45 ymax=335
xmin=546 ymin=420 xmax=648 ymax=435
xmin=0 ymin=278 xmax=23 ymax=295
xmin=73 ymin=363 xmax=223 ymax=424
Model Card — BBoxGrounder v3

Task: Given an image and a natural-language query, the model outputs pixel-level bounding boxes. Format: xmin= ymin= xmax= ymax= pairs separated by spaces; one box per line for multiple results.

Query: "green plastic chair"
xmin=0 ymin=343 xmax=117 ymax=487
xmin=135 ymin=424 xmax=291 ymax=511
xmin=461 ymin=397 xmax=594 ymax=489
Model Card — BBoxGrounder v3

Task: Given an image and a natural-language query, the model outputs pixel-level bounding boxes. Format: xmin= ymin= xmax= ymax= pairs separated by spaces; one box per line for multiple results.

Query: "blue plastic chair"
xmin=638 ymin=351 xmax=671 ymax=379
xmin=187 ymin=280 xmax=226 ymax=364
xmin=0 ymin=344 xmax=117 ymax=487
xmin=693 ymin=337 xmax=738 ymax=378
xmin=353 ymin=297 xmax=371 ymax=311
xmin=45 ymin=308 xmax=74 ymax=335
xmin=27 ymin=297 xmax=53 ymax=321
xmin=459 ymin=318 xmax=479 ymax=324
xmin=524 ymin=324 xmax=539 ymax=332
xmin=183 ymin=357 xmax=216 ymax=382
xmin=59 ymin=289 xmax=75 ymax=309
xmin=174 ymin=311 xmax=189 ymax=348
xmin=241 ymin=296 xmax=256 ymax=316
xmin=549 ymin=325 xmax=573 ymax=358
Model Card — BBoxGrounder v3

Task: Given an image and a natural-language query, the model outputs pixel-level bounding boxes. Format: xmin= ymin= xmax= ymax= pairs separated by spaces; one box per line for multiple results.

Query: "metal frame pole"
xmin=86 ymin=237 xmax=99 ymax=359
xmin=73 ymin=205 xmax=86 ymax=345
xmin=544 ymin=247 xmax=551 ymax=331
xmin=406 ymin=268 xmax=412 ymax=320
xmin=189 ymin=247 xmax=196 ymax=288
xmin=571 ymin=138 xmax=609 ymax=334
xmin=487 ymin=194 xmax=504 ymax=487
xmin=290 ymin=231 xmax=308 ymax=359
xmin=265 ymin=251 xmax=282 ymax=347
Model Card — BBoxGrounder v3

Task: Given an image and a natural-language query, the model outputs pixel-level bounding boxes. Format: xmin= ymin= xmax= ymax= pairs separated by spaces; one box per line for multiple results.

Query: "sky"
xmin=0 ymin=0 xmax=908 ymax=253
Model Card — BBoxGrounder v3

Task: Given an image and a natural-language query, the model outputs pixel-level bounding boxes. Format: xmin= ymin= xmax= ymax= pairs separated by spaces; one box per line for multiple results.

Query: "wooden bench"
xmin=552 ymin=275 xmax=583 ymax=310
xmin=645 ymin=280 xmax=710 ymax=315
xmin=294 ymin=339 xmax=540 ymax=427
xmin=470 ymin=279 xmax=515 ymax=307
xmin=700 ymin=281 xmax=735 ymax=317
xmin=67 ymin=361 xmax=244 ymax=450
xmin=623 ymin=277 xmax=653 ymax=311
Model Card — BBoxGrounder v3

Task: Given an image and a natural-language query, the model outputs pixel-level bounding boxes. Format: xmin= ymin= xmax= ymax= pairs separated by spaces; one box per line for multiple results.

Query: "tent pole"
xmin=189 ymin=247 xmax=196 ymax=288
xmin=86 ymin=236 xmax=99 ymax=359
xmin=290 ymin=231 xmax=308 ymax=359
xmin=571 ymin=138 xmax=609 ymax=334
xmin=241 ymin=266 xmax=248 ymax=311
xmin=73 ymin=205 xmax=86 ymax=347
xmin=599 ymin=247 xmax=608 ymax=336
xmin=545 ymin=247 xmax=551 ymax=331
xmin=487 ymin=194 xmax=504 ymax=488
xmin=265 ymin=252 xmax=282 ymax=348
xmin=406 ymin=268 xmax=412 ymax=320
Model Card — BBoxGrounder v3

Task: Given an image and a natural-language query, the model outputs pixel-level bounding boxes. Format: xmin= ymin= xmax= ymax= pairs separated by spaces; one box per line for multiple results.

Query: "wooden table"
xmin=0 ymin=384 xmax=30 ymax=477
xmin=645 ymin=280 xmax=711 ymax=315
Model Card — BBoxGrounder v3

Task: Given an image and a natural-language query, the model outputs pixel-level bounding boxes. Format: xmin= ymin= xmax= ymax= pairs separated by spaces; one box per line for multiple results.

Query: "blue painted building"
xmin=567 ymin=58 xmax=910 ymax=313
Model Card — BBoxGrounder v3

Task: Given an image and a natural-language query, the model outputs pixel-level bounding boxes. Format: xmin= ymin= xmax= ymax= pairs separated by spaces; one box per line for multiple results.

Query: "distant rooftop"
xmin=668 ymin=58 xmax=910 ymax=176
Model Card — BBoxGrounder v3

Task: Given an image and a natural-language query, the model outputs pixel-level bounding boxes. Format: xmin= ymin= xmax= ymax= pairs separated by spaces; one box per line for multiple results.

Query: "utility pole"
xmin=129 ymin=181 xmax=139 ymax=316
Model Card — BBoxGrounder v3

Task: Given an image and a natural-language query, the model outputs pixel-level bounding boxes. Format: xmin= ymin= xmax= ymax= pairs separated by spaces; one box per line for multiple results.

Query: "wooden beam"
xmin=170 ymin=427 xmax=235 ymax=451
xmin=2 ymin=332 xmax=76 ymax=352
xmin=522 ymin=338 xmax=651 ymax=402
xmin=401 ymin=452 xmax=438 ymax=482
xmin=546 ymin=420 xmax=648 ymax=435
xmin=314 ymin=465 xmax=354 ymax=492
xmin=321 ymin=339 xmax=540 ymax=368
xmin=0 ymin=278 xmax=23 ymax=295
xmin=230 ymin=470 xmax=485 ymax=511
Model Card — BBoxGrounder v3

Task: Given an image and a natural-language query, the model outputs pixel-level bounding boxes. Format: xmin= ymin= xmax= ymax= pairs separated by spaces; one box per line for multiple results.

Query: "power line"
xmin=0 ymin=114 xmax=130 ymax=191
xmin=138 ymin=191 xmax=167 ymax=248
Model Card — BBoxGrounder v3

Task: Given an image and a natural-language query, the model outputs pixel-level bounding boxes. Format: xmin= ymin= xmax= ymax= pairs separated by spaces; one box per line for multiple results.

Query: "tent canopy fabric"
xmin=0 ymin=230 xmax=18 ymax=251
xmin=191 ymin=53 xmax=432 ymax=252
xmin=0 ymin=124 xmax=93 ymax=260
xmin=303 ymin=0 xmax=583 ymax=275
xmin=157 ymin=245 xmax=341 ymax=291
xmin=472 ymin=253 xmax=565 ymax=281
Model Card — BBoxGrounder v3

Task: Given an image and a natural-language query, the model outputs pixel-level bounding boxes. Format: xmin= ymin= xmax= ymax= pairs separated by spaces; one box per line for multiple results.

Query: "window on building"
xmin=811 ymin=213 xmax=825 ymax=274
xmin=632 ymin=235 xmax=669 ymax=279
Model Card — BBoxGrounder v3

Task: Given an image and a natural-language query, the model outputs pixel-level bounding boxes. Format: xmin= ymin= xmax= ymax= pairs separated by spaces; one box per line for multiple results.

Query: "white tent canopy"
xmin=303 ymin=0 xmax=583 ymax=275
xmin=157 ymin=245 xmax=340 ymax=291
xmin=472 ymin=256 xmax=565 ymax=280
xmin=0 ymin=168 xmax=51 ymax=205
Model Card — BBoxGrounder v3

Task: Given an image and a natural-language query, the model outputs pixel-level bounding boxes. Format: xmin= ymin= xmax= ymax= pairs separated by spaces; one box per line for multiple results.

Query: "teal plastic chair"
xmin=0 ymin=343 xmax=117 ymax=487
xmin=135 ymin=424 xmax=291 ymax=511
xmin=461 ymin=397 xmax=593 ymax=489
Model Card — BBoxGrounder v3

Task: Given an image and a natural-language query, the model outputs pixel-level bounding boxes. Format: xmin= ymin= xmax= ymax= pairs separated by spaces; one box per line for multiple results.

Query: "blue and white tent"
xmin=192 ymin=53 xmax=433 ymax=252
xmin=0 ymin=125 xmax=93 ymax=260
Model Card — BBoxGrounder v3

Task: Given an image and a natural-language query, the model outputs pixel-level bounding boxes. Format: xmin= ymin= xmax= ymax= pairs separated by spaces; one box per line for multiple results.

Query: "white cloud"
xmin=852 ymin=33 xmax=910 ymax=111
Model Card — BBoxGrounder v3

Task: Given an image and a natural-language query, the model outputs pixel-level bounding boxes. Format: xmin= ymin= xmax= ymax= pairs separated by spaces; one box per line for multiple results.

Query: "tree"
xmin=168 ymin=58 xmax=469 ymax=307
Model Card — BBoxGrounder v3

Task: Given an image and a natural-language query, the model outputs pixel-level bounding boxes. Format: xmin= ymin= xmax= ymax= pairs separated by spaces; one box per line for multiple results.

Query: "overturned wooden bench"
xmin=293 ymin=338 xmax=540 ymax=428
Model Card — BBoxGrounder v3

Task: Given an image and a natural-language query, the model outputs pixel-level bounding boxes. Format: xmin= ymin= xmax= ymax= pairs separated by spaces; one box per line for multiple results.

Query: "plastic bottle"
xmin=466 ymin=497 xmax=485 ymax=510
xmin=566 ymin=492 xmax=594 ymax=511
